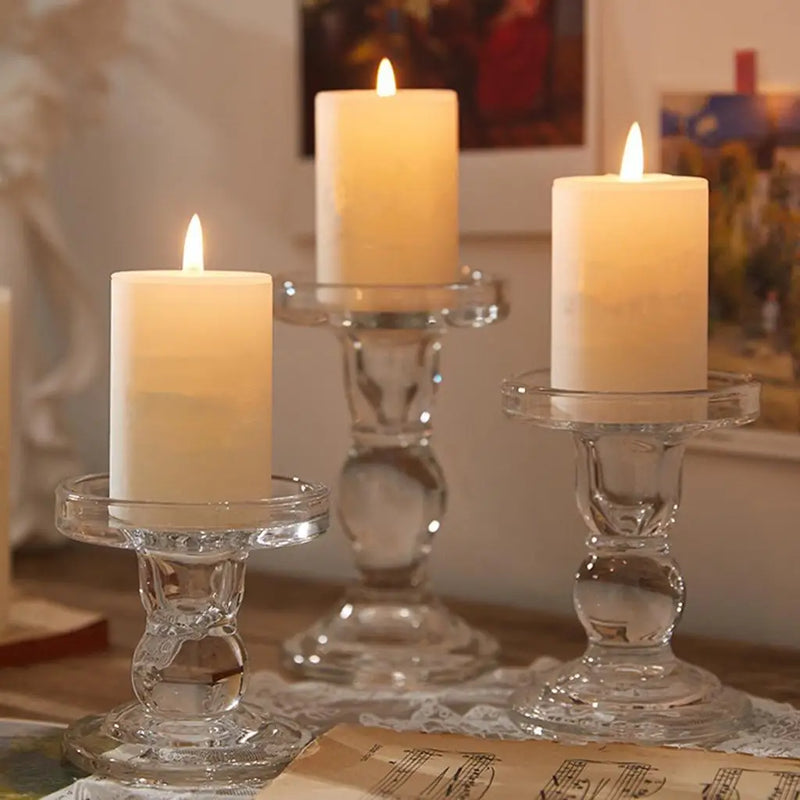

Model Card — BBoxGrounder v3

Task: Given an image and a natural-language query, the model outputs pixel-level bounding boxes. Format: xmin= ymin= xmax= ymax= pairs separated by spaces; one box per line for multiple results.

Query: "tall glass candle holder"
xmin=275 ymin=269 xmax=508 ymax=687
xmin=500 ymin=370 xmax=760 ymax=745
xmin=55 ymin=474 xmax=329 ymax=787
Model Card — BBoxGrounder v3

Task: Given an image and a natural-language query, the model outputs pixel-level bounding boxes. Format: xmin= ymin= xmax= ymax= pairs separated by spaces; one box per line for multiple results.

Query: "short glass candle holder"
xmin=55 ymin=474 xmax=329 ymax=787
xmin=275 ymin=269 xmax=508 ymax=687
xmin=500 ymin=370 xmax=760 ymax=746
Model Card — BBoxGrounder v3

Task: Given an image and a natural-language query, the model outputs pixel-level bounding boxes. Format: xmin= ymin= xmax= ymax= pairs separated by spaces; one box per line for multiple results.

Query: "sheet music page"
xmin=259 ymin=724 xmax=800 ymax=800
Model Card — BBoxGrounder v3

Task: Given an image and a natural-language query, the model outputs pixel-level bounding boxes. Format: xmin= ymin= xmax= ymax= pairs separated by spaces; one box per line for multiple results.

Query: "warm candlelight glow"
xmin=620 ymin=122 xmax=644 ymax=181
xmin=376 ymin=58 xmax=396 ymax=97
xmin=316 ymin=59 xmax=458 ymax=291
xmin=182 ymin=214 xmax=204 ymax=273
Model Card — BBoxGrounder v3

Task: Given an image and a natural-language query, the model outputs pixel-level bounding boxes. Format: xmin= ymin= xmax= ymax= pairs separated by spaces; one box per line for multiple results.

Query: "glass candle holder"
xmin=55 ymin=474 xmax=329 ymax=787
xmin=275 ymin=268 xmax=508 ymax=687
xmin=500 ymin=370 xmax=760 ymax=745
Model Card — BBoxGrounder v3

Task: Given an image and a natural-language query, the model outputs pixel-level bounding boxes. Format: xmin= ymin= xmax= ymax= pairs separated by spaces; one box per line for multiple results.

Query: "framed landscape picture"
xmin=290 ymin=0 xmax=599 ymax=235
xmin=661 ymin=92 xmax=800 ymax=459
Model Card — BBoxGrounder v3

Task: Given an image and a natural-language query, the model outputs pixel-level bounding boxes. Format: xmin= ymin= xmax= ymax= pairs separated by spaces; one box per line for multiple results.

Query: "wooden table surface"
xmin=2 ymin=544 xmax=798 ymax=723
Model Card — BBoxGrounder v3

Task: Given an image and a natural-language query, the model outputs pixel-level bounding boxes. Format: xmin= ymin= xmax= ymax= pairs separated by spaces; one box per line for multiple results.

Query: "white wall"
xmin=51 ymin=0 xmax=800 ymax=647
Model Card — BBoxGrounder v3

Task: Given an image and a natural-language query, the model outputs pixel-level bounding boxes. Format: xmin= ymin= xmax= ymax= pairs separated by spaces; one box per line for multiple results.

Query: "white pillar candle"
xmin=110 ymin=216 xmax=272 ymax=504
xmin=316 ymin=59 xmax=459 ymax=287
xmin=0 ymin=289 xmax=9 ymax=630
xmin=551 ymin=123 xmax=708 ymax=392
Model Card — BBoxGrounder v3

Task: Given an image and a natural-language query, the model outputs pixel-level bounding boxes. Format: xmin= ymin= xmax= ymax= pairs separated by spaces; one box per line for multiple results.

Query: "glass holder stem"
xmin=283 ymin=327 xmax=497 ymax=687
xmin=133 ymin=549 xmax=248 ymax=717
xmin=340 ymin=329 xmax=443 ymax=588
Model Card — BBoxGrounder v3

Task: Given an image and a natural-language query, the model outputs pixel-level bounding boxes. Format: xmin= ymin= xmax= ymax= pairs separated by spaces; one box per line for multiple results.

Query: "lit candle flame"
xmin=376 ymin=58 xmax=396 ymax=97
xmin=182 ymin=214 xmax=204 ymax=273
xmin=620 ymin=122 xmax=644 ymax=180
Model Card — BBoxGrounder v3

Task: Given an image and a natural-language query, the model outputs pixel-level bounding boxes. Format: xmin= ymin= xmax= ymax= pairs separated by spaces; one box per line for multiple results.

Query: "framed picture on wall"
xmin=289 ymin=0 xmax=599 ymax=236
xmin=661 ymin=91 xmax=800 ymax=460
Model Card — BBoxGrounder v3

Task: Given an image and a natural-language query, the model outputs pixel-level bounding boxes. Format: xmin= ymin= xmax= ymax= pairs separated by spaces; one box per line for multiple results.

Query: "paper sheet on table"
xmin=259 ymin=724 xmax=800 ymax=800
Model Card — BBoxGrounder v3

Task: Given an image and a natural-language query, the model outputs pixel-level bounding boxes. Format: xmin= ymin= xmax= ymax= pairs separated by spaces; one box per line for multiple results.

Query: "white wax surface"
xmin=110 ymin=271 xmax=272 ymax=504
xmin=551 ymin=174 xmax=709 ymax=392
xmin=315 ymin=89 xmax=459 ymax=286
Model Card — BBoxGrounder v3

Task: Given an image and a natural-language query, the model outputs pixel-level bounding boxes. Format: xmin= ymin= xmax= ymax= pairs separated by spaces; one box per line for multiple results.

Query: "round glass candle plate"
xmin=55 ymin=474 xmax=329 ymax=787
xmin=57 ymin=473 xmax=329 ymax=550
xmin=275 ymin=267 xmax=508 ymax=330
xmin=501 ymin=370 xmax=760 ymax=431
xmin=500 ymin=370 xmax=761 ymax=746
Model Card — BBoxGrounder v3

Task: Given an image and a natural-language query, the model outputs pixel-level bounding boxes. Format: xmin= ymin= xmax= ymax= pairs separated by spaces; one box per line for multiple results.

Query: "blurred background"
xmin=31 ymin=0 xmax=800 ymax=647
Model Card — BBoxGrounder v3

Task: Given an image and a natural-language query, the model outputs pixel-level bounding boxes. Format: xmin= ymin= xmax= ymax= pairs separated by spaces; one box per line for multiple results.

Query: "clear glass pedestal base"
xmin=501 ymin=370 xmax=761 ymax=746
xmin=276 ymin=272 xmax=508 ymax=688
xmin=64 ymin=702 xmax=309 ymax=786
xmin=282 ymin=588 xmax=498 ymax=688
xmin=55 ymin=474 xmax=329 ymax=787
xmin=510 ymin=649 xmax=752 ymax=745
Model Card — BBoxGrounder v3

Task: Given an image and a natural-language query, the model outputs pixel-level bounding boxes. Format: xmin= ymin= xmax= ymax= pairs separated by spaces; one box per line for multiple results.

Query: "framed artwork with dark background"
xmin=300 ymin=0 xmax=585 ymax=154
xmin=292 ymin=0 xmax=598 ymax=234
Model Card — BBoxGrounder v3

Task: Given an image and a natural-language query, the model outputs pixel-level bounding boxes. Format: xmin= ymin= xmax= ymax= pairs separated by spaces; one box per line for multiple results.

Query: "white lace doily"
xmin=45 ymin=658 xmax=800 ymax=800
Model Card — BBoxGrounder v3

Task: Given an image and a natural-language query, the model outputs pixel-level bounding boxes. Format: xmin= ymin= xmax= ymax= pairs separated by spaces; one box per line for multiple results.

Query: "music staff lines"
xmin=361 ymin=747 xmax=497 ymax=800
